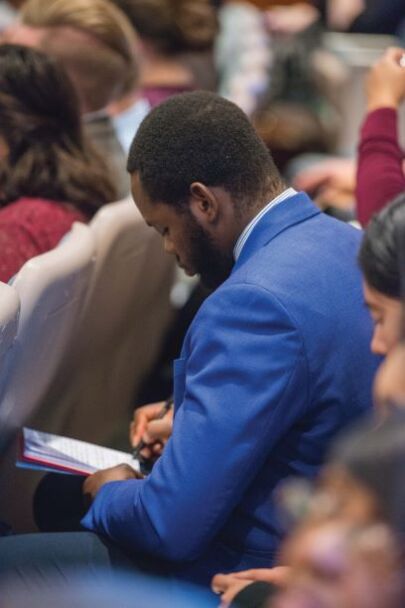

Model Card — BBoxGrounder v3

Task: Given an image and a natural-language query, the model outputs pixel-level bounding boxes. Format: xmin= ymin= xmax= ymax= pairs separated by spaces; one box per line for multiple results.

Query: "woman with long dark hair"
xmin=0 ymin=43 xmax=117 ymax=281
xmin=358 ymin=192 xmax=405 ymax=358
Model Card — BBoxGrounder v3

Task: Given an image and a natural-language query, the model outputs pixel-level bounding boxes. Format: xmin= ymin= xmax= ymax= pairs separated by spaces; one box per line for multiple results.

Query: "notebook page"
xmin=23 ymin=428 xmax=140 ymax=473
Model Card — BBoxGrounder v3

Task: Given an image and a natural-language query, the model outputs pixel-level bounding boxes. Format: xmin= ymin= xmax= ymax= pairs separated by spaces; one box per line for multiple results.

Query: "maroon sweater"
xmin=356 ymin=107 xmax=405 ymax=226
xmin=0 ymin=197 xmax=86 ymax=283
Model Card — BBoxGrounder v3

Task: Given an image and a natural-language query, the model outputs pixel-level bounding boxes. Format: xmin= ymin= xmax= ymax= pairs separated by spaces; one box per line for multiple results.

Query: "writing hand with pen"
xmin=82 ymin=398 xmax=174 ymax=505
xmin=130 ymin=398 xmax=174 ymax=462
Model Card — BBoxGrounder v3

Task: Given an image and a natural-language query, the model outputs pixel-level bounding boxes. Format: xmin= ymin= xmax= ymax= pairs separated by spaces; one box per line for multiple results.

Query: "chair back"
xmin=0 ymin=222 xmax=95 ymax=440
xmin=0 ymin=281 xmax=19 ymax=371
xmin=42 ymin=198 xmax=175 ymax=445
xmin=0 ymin=282 xmax=20 ymax=451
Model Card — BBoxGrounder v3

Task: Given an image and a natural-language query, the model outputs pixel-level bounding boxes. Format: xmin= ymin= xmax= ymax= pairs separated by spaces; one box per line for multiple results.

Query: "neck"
xmin=239 ymin=183 xmax=286 ymax=228
xmin=229 ymin=184 xmax=288 ymax=261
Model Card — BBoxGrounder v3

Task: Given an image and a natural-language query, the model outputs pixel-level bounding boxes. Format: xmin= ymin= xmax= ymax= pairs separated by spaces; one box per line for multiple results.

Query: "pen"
xmin=131 ymin=397 xmax=174 ymax=461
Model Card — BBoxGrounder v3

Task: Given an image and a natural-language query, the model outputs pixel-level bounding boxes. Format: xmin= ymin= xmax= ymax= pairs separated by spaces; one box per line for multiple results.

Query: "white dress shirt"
xmin=234 ymin=187 xmax=297 ymax=261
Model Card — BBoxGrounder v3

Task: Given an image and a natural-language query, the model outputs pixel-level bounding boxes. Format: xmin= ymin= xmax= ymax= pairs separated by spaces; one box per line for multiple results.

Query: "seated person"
xmin=0 ymin=43 xmax=116 ymax=282
xmin=5 ymin=0 xmax=137 ymax=199
xmin=0 ymin=92 xmax=378 ymax=589
xmin=327 ymin=0 xmax=405 ymax=35
xmin=216 ymin=0 xmax=271 ymax=116
xmin=293 ymin=47 xmax=405 ymax=225
xmin=356 ymin=47 xmax=405 ymax=226
xmin=108 ymin=0 xmax=218 ymax=151
xmin=268 ymin=0 xmax=405 ymax=36
xmin=273 ymin=409 xmax=405 ymax=608
xmin=275 ymin=521 xmax=402 ymax=608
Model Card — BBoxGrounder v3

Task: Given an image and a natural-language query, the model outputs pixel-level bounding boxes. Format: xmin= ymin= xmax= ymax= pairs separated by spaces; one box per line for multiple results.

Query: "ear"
xmin=189 ymin=182 xmax=219 ymax=227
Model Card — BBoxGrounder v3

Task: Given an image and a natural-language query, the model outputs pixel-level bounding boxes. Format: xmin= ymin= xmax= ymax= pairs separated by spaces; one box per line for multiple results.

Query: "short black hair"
xmin=127 ymin=91 xmax=283 ymax=210
xmin=359 ymin=192 xmax=405 ymax=299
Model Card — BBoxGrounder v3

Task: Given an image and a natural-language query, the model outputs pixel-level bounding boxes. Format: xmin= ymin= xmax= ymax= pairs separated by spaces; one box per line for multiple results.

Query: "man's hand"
xmin=366 ymin=47 xmax=405 ymax=112
xmin=231 ymin=566 xmax=290 ymax=586
xmin=129 ymin=401 xmax=173 ymax=460
xmin=83 ymin=464 xmax=143 ymax=503
xmin=211 ymin=567 xmax=290 ymax=607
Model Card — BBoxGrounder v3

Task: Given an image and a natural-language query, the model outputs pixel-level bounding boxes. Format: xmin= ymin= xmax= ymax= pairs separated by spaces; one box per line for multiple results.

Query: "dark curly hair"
xmin=0 ymin=44 xmax=117 ymax=215
xmin=127 ymin=91 xmax=283 ymax=210
xmin=359 ymin=193 xmax=405 ymax=299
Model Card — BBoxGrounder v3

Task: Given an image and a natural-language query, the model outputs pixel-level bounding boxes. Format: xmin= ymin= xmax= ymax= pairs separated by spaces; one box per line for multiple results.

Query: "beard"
xmin=184 ymin=212 xmax=235 ymax=290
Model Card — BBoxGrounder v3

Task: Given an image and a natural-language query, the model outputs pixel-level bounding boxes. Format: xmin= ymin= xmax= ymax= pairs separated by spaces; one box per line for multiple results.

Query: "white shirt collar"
xmin=233 ymin=187 xmax=297 ymax=261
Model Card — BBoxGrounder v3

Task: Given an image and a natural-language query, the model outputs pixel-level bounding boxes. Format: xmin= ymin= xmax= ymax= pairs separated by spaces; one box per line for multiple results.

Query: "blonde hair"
xmin=111 ymin=0 xmax=218 ymax=55
xmin=20 ymin=0 xmax=139 ymax=111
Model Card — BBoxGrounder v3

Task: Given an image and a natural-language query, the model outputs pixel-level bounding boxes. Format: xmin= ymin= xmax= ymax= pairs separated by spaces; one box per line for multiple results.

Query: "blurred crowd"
xmin=0 ymin=1 xmax=404 ymax=608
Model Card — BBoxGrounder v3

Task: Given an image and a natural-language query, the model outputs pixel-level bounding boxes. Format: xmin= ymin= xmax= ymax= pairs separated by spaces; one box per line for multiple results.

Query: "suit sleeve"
xmin=81 ymin=282 xmax=308 ymax=561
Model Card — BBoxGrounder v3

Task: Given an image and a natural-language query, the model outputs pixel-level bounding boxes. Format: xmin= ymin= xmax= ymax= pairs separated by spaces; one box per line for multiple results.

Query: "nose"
xmin=370 ymin=328 xmax=388 ymax=357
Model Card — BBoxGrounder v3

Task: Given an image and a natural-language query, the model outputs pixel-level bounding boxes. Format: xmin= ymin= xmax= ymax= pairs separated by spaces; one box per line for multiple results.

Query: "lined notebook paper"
xmin=18 ymin=427 xmax=140 ymax=476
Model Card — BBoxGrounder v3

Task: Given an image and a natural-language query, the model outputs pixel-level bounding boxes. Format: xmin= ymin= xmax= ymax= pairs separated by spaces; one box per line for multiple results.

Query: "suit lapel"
xmin=233 ymin=192 xmax=320 ymax=271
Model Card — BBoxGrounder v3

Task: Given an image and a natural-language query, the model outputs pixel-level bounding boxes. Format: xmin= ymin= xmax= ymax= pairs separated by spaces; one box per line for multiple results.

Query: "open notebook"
xmin=18 ymin=427 xmax=141 ymax=476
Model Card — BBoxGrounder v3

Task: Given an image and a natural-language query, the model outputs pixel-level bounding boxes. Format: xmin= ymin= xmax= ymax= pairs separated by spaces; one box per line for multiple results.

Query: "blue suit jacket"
xmin=82 ymin=193 xmax=379 ymax=585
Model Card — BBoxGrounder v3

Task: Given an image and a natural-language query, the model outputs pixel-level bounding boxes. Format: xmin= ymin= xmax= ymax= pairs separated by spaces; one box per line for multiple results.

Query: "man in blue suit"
xmin=81 ymin=91 xmax=379 ymax=580
xmin=0 ymin=92 xmax=378 ymax=587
